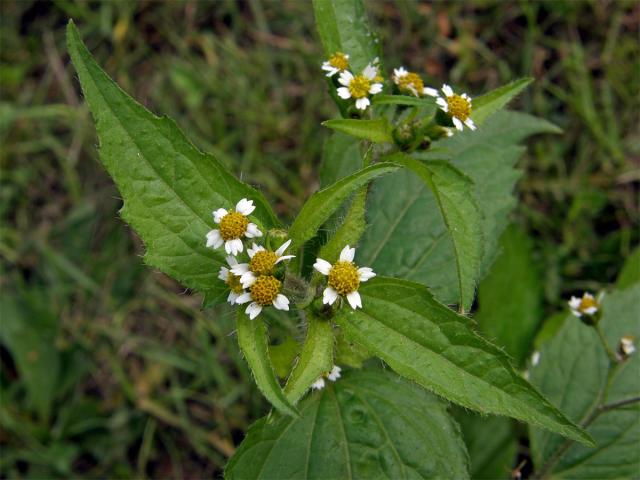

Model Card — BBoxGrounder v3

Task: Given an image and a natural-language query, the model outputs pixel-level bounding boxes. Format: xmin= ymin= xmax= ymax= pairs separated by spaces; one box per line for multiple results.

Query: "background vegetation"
xmin=1 ymin=1 xmax=638 ymax=478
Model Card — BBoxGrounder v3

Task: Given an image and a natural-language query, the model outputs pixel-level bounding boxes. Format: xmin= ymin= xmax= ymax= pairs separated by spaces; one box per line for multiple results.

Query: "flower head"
xmin=322 ymin=52 xmax=350 ymax=77
xmin=231 ymin=240 xmax=295 ymax=288
xmin=336 ymin=62 xmax=384 ymax=111
xmin=235 ymin=274 xmax=290 ymax=320
xmin=313 ymin=245 xmax=375 ymax=309
xmin=427 ymin=84 xmax=476 ymax=131
xmin=206 ymin=198 xmax=262 ymax=256
xmin=568 ymin=292 xmax=602 ymax=318
xmin=218 ymin=256 xmax=245 ymax=305
xmin=618 ymin=335 xmax=636 ymax=359
xmin=392 ymin=67 xmax=438 ymax=97
xmin=311 ymin=365 xmax=342 ymax=390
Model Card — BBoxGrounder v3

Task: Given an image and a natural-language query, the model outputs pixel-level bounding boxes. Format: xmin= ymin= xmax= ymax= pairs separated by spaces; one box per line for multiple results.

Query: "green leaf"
xmin=388 ymin=153 xmax=483 ymax=310
xmin=616 ymin=245 xmax=640 ymax=289
xmin=372 ymin=94 xmax=437 ymax=109
xmin=289 ymin=163 xmax=399 ymax=251
xmin=322 ymin=118 xmax=393 ymax=144
xmin=0 ymin=290 xmax=60 ymax=422
xmin=269 ymin=336 xmax=300 ymax=379
xmin=358 ymin=111 xmax=561 ymax=305
xmin=475 ymin=225 xmax=543 ymax=366
xmin=225 ymin=369 xmax=470 ymax=479
xmin=319 ymin=132 xmax=362 ymax=187
xmin=236 ymin=311 xmax=298 ymax=417
xmin=471 ymin=78 xmax=533 ymax=126
xmin=317 ymin=187 xmax=367 ymax=264
xmin=335 ymin=277 xmax=593 ymax=445
xmin=284 ymin=314 xmax=334 ymax=404
xmin=312 ymin=0 xmax=379 ymax=73
xmin=530 ymin=285 xmax=640 ymax=478
xmin=66 ymin=21 xmax=280 ymax=305
xmin=454 ymin=410 xmax=517 ymax=480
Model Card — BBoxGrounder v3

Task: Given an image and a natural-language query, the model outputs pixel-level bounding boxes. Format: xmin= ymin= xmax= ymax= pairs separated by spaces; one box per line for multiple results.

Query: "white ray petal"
xmin=273 ymin=294 xmax=290 ymax=311
xmin=275 ymin=239 xmax=292 ymax=257
xmin=338 ymin=71 xmax=354 ymax=87
xmin=358 ymin=267 xmax=376 ymax=282
xmin=248 ymin=243 xmax=264 ymax=257
xmin=339 ymin=245 xmax=355 ymax=262
xmin=355 ymin=97 xmax=370 ymax=110
xmin=423 ymin=87 xmax=438 ymax=97
xmin=464 ymin=118 xmax=476 ymax=130
xmin=206 ymin=229 xmax=223 ymax=248
xmin=313 ymin=258 xmax=332 ymax=275
xmin=246 ymin=302 xmax=263 ymax=320
xmin=213 ymin=208 xmax=228 ymax=223
xmin=346 ymin=291 xmax=362 ymax=309
xmin=245 ymin=223 xmax=262 ymax=238
xmin=337 ymin=87 xmax=352 ymax=99
xmin=452 ymin=117 xmax=464 ymax=131
xmin=442 ymin=84 xmax=453 ymax=97
xmin=218 ymin=266 xmax=229 ymax=281
xmin=323 ymin=287 xmax=339 ymax=305
xmin=369 ymin=83 xmax=383 ymax=94
xmin=236 ymin=198 xmax=255 ymax=216
xmin=235 ymin=292 xmax=252 ymax=304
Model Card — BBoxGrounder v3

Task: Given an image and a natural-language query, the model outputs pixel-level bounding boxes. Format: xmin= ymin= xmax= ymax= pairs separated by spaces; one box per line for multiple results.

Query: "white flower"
xmin=235 ymin=275 xmax=289 ymax=320
xmin=322 ymin=52 xmax=350 ymax=77
xmin=206 ymin=198 xmax=262 ymax=256
xmin=568 ymin=292 xmax=601 ymax=318
xmin=531 ymin=351 xmax=541 ymax=367
xmin=336 ymin=62 xmax=384 ymax=111
xmin=313 ymin=245 xmax=376 ymax=310
xmin=311 ymin=365 xmax=342 ymax=390
xmin=231 ymin=239 xmax=295 ymax=288
xmin=392 ymin=67 xmax=438 ymax=97
xmin=218 ymin=256 xmax=245 ymax=305
xmin=427 ymin=84 xmax=476 ymax=131
xmin=619 ymin=336 xmax=636 ymax=357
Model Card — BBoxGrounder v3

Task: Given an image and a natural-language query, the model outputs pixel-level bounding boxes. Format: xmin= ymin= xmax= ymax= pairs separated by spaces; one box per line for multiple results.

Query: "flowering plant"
xmin=67 ymin=1 xmax=638 ymax=477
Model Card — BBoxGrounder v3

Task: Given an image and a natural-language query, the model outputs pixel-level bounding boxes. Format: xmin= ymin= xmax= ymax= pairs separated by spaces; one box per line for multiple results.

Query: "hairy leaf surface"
xmin=358 ymin=111 xmax=560 ymax=305
xmin=322 ymin=118 xmax=393 ymax=144
xmin=471 ymin=78 xmax=533 ymax=125
xmin=236 ymin=312 xmax=297 ymax=417
xmin=225 ymin=369 xmax=470 ymax=479
xmin=530 ymin=285 xmax=640 ymax=478
xmin=67 ymin=22 xmax=279 ymax=304
xmin=335 ymin=277 xmax=592 ymax=444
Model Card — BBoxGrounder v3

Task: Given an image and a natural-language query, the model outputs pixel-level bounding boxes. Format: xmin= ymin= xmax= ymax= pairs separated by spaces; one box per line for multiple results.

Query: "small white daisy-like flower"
xmin=426 ymin=84 xmax=476 ymax=131
xmin=392 ymin=67 xmax=438 ymax=97
xmin=218 ymin=256 xmax=245 ymax=305
xmin=311 ymin=365 xmax=342 ymax=390
xmin=322 ymin=51 xmax=350 ymax=77
xmin=619 ymin=335 xmax=636 ymax=357
xmin=568 ymin=292 xmax=602 ymax=318
xmin=206 ymin=198 xmax=262 ymax=256
xmin=234 ymin=275 xmax=289 ymax=320
xmin=336 ymin=62 xmax=384 ymax=111
xmin=231 ymin=240 xmax=295 ymax=288
xmin=313 ymin=245 xmax=376 ymax=310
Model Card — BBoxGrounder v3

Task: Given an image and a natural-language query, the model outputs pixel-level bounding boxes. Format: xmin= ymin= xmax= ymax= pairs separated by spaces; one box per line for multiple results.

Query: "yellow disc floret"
xmin=328 ymin=261 xmax=360 ymax=295
xmin=250 ymin=275 xmax=281 ymax=306
xmin=397 ymin=72 xmax=424 ymax=95
xmin=226 ymin=271 xmax=244 ymax=294
xmin=579 ymin=295 xmax=598 ymax=312
xmin=249 ymin=250 xmax=278 ymax=276
xmin=348 ymin=75 xmax=371 ymax=99
xmin=328 ymin=52 xmax=349 ymax=71
xmin=446 ymin=95 xmax=472 ymax=121
xmin=219 ymin=211 xmax=249 ymax=241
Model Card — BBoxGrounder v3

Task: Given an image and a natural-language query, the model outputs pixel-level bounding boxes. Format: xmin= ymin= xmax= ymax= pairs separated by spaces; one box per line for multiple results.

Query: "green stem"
xmin=595 ymin=323 xmax=618 ymax=364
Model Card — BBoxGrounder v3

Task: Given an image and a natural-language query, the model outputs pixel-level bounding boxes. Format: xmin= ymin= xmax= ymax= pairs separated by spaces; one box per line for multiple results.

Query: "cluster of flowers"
xmin=321 ymin=51 xmax=476 ymax=131
xmin=205 ymin=198 xmax=376 ymax=320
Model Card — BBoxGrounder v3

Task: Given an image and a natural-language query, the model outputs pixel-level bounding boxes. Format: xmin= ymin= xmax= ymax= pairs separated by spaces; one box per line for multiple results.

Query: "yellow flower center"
xmin=226 ymin=271 xmax=244 ymax=294
xmin=250 ymin=275 xmax=281 ymax=306
xmin=219 ymin=211 xmax=249 ymax=241
xmin=446 ymin=94 xmax=472 ymax=121
xmin=249 ymin=250 xmax=278 ymax=276
xmin=328 ymin=261 xmax=360 ymax=296
xmin=397 ymin=72 xmax=424 ymax=96
xmin=328 ymin=52 xmax=349 ymax=71
xmin=579 ymin=295 xmax=598 ymax=312
xmin=348 ymin=75 xmax=371 ymax=99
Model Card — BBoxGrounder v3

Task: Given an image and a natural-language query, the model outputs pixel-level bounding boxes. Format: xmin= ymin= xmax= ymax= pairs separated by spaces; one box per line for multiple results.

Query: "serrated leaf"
xmin=471 ymin=78 xmax=533 ymax=126
xmin=289 ymin=163 xmax=399 ymax=251
xmin=388 ymin=153 xmax=483 ymax=311
xmin=358 ymin=111 xmax=560 ymax=305
xmin=66 ymin=21 xmax=279 ymax=305
xmin=476 ymin=225 xmax=543 ymax=366
xmin=225 ymin=369 xmax=470 ymax=479
xmin=322 ymin=118 xmax=393 ymax=144
xmin=312 ymin=0 xmax=379 ymax=73
xmin=335 ymin=277 xmax=592 ymax=445
xmin=236 ymin=311 xmax=298 ymax=417
xmin=319 ymin=132 xmax=362 ymax=187
xmin=530 ymin=285 xmax=640 ymax=479
xmin=284 ymin=314 xmax=334 ymax=404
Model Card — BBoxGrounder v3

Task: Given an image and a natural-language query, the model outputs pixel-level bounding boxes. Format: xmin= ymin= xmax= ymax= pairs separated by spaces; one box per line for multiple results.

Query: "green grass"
xmin=1 ymin=1 xmax=638 ymax=477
